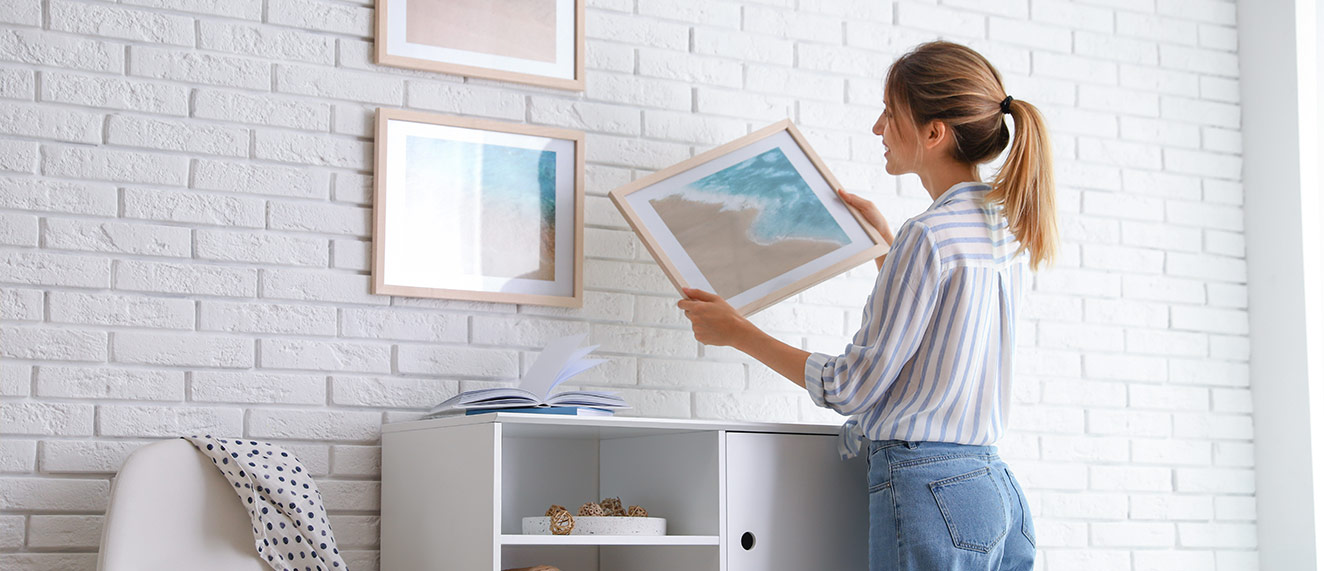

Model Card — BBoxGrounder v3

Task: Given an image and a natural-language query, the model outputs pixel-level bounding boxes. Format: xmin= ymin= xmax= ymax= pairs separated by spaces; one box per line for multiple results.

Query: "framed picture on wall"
xmin=372 ymin=108 xmax=585 ymax=307
xmin=374 ymin=0 xmax=585 ymax=91
xmin=609 ymin=120 xmax=889 ymax=316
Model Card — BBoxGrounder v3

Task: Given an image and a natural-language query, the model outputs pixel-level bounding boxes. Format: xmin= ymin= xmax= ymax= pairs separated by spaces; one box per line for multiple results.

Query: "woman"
xmin=678 ymin=41 xmax=1055 ymax=571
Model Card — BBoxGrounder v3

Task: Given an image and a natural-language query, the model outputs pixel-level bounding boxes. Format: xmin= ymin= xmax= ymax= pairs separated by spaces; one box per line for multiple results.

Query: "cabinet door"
xmin=725 ymin=432 xmax=868 ymax=571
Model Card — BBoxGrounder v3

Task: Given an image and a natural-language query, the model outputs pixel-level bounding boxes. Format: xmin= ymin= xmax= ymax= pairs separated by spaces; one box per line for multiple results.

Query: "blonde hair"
xmin=885 ymin=41 xmax=1058 ymax=270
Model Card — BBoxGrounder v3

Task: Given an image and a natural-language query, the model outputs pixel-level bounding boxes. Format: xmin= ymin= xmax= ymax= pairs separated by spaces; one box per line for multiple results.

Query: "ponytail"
xmin=987 ymin=99 xmax=1058 ymax=270
xmin=884 ymin=41 xmax=1059 ymax=270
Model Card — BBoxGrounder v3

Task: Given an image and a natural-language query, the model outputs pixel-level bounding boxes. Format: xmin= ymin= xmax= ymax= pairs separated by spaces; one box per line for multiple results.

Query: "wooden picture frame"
xmin=609 ymin=120 xmax=889 ymax=316
xmin=375 ymin=0 xmax=586 ymax=91
xmin=373 ymin=108 xmax=585 ymax=307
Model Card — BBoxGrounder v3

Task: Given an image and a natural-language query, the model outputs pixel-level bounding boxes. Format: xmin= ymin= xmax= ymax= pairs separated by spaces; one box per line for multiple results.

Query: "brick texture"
xmin=0 ymin=0 xmax=1251 ymax=569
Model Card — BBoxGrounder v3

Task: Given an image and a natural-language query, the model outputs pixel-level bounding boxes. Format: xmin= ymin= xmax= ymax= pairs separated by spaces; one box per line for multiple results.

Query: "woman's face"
xmin=873 ymin=98 xmax=919 ymax=176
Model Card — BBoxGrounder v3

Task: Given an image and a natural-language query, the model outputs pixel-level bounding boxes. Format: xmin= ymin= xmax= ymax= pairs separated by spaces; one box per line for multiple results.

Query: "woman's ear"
xmin=923 ymin=120 xmax=949 ymax=151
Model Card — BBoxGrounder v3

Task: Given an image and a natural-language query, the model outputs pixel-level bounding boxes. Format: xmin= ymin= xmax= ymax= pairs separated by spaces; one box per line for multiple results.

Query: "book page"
xmin=553 ymin=358 xmax=606 ymax=386
xmin=518 ymin=333 xmax=588 ymax=400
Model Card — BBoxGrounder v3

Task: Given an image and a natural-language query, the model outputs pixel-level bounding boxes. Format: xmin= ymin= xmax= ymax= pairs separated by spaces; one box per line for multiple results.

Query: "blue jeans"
xmin=867 ymin=440 xmax=1035 ymax=571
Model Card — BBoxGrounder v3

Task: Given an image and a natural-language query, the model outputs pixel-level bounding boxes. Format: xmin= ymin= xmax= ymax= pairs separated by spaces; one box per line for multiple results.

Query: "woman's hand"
xmin=838 ymin=189 xmax=893 ymax=270
xmin=679 ymin=288 xmax=811 ymax=389
xmin=677 ymin=288 xmax=755 ymax=347
xmin=838 ymin=188 xmax=894 ymax=245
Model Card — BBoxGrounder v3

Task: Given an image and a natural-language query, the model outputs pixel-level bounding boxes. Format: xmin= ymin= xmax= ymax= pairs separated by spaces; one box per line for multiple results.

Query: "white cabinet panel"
xmin=382 ymin=423 xmax=500 ymax=571
xmin=725 ymin=432 xmax=868 ymax=571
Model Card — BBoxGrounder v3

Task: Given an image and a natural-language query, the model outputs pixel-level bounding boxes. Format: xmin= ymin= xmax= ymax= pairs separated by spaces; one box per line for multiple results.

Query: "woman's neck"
xmin=919 ymin=162 xmax=982 ymax=201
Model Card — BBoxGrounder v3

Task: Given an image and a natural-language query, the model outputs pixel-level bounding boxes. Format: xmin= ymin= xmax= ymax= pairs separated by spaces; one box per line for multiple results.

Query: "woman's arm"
xmin=677 ymin=288 xmax=809 ymax=388
xmin=678 ymin=192 xmax=897 ymax=393
xmin=737 ymin=329 xmax=811 ymax=389
xmin=680 ymin=219 xmax=943 ymax=416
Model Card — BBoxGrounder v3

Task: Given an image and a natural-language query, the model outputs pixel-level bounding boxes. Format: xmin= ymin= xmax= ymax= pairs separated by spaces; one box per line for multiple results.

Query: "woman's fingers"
xmin=839 ymin=188 xmax=877 ymax=212
xmin=837 ymin=189 xmax=894 ymax=246
xmin=682 ymin=287 xmax=716 ymax=301
xmin=675 ymin=289 xmax=747 ymax=347
xmin=677 ymin=297 xmax=709 ymax=319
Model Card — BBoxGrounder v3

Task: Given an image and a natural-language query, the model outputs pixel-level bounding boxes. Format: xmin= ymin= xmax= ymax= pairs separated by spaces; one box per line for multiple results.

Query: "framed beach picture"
xmin=375 ymin=0 xmax=585 ymax=91
xmin=372 ymin=108 xmax=585 ymax=307
xmin=609 ymin=120 xmax=889 ymax=316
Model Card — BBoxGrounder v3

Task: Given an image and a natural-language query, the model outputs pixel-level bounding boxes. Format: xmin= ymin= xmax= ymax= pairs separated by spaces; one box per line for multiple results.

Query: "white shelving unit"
xmin=380 ymin=414 xmax=867 ymax=571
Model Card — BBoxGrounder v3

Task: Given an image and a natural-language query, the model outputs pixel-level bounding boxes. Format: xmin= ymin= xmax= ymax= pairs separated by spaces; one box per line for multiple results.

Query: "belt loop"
xmin=905 ymin=441 xmax=920 ymax=449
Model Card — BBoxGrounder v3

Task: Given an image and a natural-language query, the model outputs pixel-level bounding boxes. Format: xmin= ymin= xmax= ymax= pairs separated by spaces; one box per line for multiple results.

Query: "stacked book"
xmin=424 ymin=334 xmax=627 ymax=419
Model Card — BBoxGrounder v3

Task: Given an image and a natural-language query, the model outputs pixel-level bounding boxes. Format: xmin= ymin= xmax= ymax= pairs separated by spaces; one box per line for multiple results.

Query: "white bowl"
xmin=521 ymin=516 xmax=666 ymax=536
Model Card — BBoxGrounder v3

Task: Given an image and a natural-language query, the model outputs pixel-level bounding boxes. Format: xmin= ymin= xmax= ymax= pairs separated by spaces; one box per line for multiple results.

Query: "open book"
xmin=425 ymin=334 xmax=627 ymax=418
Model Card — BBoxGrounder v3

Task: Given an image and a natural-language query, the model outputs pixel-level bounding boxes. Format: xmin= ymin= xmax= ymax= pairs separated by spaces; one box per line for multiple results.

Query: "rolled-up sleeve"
xmin=804 ymin=352 xmax=833 ymax=408
xmin=803 ymin=220 xmax=943 ymax=416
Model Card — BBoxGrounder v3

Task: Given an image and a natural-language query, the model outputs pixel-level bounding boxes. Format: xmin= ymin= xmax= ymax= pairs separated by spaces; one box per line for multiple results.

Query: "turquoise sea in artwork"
xmin=408 ymin=137 xmax=556 ymax=224
xmin=685 ymin=147 xmax=849 ymax=246
xmin=404 ymin=136 xmax=557 ymax=280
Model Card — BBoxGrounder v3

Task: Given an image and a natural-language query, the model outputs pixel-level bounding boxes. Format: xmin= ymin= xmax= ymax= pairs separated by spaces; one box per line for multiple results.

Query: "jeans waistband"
xmin=868 ymin=439 xmax=999 ymax=457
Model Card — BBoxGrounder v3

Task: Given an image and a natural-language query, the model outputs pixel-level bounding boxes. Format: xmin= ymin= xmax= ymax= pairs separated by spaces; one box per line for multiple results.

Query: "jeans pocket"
xmin=929 ymin=467 xmax=1008 ymax=553
xmin=867 ymin=445 xmax=888 ymax=485
xmin=1005 ymin=468 xmax=1035 ymax=547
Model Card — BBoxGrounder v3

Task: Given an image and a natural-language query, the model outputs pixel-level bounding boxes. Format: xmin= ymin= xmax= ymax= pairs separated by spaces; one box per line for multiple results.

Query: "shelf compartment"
xmin=500 ymin=429 xmax=721 ymax=537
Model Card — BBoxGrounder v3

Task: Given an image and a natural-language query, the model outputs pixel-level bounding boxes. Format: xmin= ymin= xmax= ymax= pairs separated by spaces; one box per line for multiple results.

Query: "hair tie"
xmin=1000 ymin=95 xmax=1014 ymax=115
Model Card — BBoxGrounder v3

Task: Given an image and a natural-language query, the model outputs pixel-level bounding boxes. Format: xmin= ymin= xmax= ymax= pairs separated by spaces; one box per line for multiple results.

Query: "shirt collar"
xmin=928 ymin=181 xmax=992 ymax=210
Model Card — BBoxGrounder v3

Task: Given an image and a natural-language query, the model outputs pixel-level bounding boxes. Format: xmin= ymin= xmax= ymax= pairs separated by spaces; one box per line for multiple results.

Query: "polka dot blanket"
xmin=183 ymin=435 xmax=348 ymax=571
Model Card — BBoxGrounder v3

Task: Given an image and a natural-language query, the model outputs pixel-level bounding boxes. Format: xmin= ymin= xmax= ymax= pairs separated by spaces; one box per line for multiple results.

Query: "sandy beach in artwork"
xmin=479 ymin=205 xmax=555 ymax=282
xmin=406 ymin=0 xmax=557 ymax=63
xmin=650 ymin=194 xmax=840 ymax=299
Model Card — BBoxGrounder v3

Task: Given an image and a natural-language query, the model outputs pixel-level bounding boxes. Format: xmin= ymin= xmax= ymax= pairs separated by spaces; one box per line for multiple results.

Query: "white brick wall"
xmin=0 ymin=0 xmax=1253 ymax=569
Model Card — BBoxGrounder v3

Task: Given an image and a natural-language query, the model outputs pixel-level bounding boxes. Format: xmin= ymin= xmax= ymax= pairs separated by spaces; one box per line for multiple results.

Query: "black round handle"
xmin=741 ymin=531 xmax=756 ymax=551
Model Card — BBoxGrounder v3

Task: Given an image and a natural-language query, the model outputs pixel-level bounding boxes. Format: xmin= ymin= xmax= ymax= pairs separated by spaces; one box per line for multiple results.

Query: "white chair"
xmin=97 ymin=439 xmax=267 ymax=571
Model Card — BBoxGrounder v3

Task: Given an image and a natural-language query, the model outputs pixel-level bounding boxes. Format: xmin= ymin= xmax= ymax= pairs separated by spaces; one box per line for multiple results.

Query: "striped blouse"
xmin=804 ymin=182 xmax=1030 ymax=457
